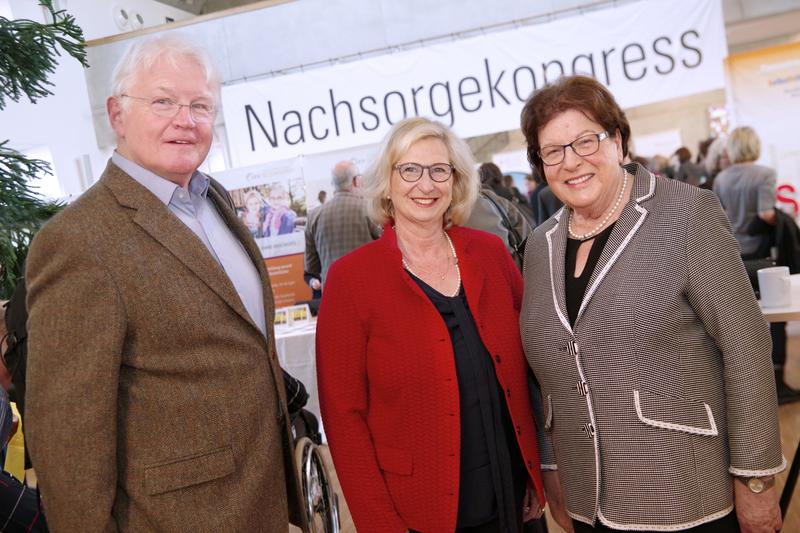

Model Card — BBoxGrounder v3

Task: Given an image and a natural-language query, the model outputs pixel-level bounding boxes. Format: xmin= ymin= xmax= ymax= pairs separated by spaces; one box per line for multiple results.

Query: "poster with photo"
xmin=216 ymin=158 xmax=306 ymax=259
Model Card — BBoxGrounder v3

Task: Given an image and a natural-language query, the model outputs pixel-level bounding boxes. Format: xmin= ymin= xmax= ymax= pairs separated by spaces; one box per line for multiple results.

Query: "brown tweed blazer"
xmin=521 ymin=163 xmax=784 ymax=530
xmin=25 ymin=161 xmax=305 ymax=532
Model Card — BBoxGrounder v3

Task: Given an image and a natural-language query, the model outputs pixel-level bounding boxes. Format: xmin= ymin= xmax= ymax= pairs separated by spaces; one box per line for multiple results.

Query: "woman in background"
xmin=713 ymin=126 xmax=776 ymax=259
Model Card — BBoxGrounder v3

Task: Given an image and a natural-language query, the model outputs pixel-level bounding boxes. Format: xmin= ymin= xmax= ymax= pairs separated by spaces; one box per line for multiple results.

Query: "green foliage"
xmin=0 ymin=0 xmax=88 ymax=110
xmin=0 ymin=0 xmax=86 ymax=298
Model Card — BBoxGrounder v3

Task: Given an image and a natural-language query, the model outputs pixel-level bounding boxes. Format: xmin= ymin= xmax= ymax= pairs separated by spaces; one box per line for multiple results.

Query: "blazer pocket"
xmin=376 ymin=444 xmax=413 ymax=476
xmin=543 ymin=394 xmax=553 ymax=431
xmin=633 ymin=389 xmax=718 ymax=436
xmin=144 ymin=446 xmax=235 ymax=496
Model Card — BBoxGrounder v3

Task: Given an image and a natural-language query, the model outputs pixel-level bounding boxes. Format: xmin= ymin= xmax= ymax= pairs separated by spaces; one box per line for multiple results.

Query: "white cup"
xmin=758 ymin=266 xmax=792 ymax=308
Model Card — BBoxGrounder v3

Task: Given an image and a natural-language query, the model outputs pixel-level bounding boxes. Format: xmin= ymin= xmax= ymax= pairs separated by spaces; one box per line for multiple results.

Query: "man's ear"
xmin=107 ymin=96 xmax=125 ymax=137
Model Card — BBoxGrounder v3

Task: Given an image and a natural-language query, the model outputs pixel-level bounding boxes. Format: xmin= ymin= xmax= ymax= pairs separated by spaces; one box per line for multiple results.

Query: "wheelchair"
xmin=292 ymin=409 xmax=341 ymax=533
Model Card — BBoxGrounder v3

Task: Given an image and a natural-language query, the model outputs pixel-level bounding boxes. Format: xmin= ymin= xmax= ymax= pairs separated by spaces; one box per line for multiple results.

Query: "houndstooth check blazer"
xmin=520 ymin=163 xmax=785 ymax=530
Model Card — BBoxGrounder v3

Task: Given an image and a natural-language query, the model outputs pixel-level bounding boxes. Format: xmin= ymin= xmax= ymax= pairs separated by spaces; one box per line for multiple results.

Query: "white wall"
xmin=0 ymin=0 xmax=12 ymax=18
xmin=0 ymin=1 xmax=108 ymax=197
xmin=57 ymin=0 xmax=194 ymax=41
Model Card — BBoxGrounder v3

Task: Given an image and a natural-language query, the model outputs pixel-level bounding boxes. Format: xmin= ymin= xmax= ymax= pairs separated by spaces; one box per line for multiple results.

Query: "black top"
xmin=408 ymin=273 xmax=526 ymax=532
xmin=565 ymin=223 xmax=616 ymax=326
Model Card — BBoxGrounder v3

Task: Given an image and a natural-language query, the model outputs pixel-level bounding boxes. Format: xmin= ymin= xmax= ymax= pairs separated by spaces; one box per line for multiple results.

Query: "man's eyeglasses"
xmin=394 ymin=162 xmax=454 ymax=183
xmin=120 ymin=94 xmax=216 ymax=124
xmin=538 ymin=131 xmax=609 ymax=166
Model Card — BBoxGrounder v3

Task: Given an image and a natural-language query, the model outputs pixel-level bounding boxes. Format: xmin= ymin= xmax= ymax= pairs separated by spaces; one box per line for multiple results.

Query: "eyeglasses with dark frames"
xmin=394 ymin=162 xmax=454 ymax=183
xmin=538 ymin=131 xmax=610 ymax=166
xmin=120 ymin=94 xmax=216 ymax=123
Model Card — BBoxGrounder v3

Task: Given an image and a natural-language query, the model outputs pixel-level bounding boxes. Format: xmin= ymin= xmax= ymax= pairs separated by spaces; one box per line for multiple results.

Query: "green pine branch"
xmin=0 ymin=0 xmax=87 ymax=110
xmin=0 ymin=0 xmax=84 ymax=298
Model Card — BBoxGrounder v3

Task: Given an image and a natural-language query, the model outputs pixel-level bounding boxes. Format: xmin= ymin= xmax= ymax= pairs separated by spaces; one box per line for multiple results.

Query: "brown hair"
xmin=520 ymin=75 xmax=631 ymax=180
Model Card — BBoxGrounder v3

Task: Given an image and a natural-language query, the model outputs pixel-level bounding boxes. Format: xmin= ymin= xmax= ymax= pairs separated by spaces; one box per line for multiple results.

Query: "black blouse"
xmin=565 ymin=223 xmax=616 ymax=327
xmin=409 ymin=273 xmax=526 ymax=532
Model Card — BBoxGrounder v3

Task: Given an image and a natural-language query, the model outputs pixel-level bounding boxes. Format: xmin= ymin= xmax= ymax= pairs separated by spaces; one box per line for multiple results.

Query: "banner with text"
xmin=222 ymin=0 xmax=726 ymax=167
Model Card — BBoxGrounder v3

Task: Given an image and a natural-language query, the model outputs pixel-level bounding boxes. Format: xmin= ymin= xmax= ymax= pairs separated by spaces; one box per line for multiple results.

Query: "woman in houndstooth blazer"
xmin=518 ymin=76 xmax=784 ymax=533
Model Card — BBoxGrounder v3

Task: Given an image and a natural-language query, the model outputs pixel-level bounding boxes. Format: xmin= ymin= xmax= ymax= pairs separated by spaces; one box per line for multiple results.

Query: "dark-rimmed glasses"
xmin=394 ymin=162 xmax=454 ymax=183
xmin=121 ymin=94 xmax=216 ymax=123
xmin=539 ymin=131 xmax=609 ymax=166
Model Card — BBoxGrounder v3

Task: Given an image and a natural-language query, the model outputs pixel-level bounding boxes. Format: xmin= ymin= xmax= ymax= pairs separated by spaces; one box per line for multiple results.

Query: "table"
xmin=759 ymin=274 xmax=800 ymax=516
xmin=274 ymin=320 xmax=322 ymax=434
xmin=760 ymin=274 xmax=800 ymax=323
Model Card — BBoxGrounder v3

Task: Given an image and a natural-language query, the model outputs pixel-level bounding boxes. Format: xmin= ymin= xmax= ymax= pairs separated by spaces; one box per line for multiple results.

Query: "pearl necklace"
xmin=402 ymin=232 xmax=461 ymax=297
xmin=568 ymin=169 xmax=629 ymax=241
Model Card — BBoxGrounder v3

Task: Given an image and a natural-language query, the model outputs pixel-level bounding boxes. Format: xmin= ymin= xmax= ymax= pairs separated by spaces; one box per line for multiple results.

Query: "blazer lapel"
xmin=575 ymin=163 xmax=655 ymax=325
xmin=103 ymin=163 xmax=259 ymax=330
xmin=545 ymin=207 xmax=572 ymax=333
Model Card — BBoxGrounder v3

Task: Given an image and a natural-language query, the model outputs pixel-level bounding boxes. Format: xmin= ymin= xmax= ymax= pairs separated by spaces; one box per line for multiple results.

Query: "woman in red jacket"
xmin=316 ymin=117 xmax=544 ymax=532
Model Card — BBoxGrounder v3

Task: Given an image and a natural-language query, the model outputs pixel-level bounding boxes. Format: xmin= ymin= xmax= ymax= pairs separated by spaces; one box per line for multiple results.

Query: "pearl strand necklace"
xmin=568 ymin=169 xmax=629 ymax=241
xmin=402 ymin=232 xmax=461 ymax=297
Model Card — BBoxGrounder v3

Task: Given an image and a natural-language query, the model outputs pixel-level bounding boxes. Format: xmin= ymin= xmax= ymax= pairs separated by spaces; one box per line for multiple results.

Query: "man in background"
xmin=25 ymin=34 xmax=304 ymax=531
xmin=305 ymin=160 xmax=380 ymax=291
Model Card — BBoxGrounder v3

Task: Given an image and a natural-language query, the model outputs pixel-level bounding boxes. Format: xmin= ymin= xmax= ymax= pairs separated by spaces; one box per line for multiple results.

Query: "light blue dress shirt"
xmin=112 ymin=152 xmax=268 ymax=338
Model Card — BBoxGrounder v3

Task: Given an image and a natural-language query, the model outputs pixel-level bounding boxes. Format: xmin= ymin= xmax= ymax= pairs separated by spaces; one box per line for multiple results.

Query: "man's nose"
xmin=171 ymin=104 xmax=196 ymax=126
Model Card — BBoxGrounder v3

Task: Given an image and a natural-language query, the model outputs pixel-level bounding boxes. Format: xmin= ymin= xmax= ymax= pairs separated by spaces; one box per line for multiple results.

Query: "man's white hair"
xmin=331 ymin=161 xmax=359 ymax=192
xmin=110 ymin=33 xmax=221 ymax=105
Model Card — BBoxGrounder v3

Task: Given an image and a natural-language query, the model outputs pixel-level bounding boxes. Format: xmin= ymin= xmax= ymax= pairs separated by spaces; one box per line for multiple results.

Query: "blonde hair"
xmin=727 ymin=126 xmax=761 ymax=164
xmin=363 ymin=117 xmax=478 ymax=227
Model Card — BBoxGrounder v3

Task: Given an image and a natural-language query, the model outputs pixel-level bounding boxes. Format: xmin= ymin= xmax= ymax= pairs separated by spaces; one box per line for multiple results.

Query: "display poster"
xmin=222 ymin=0 xmax=727 ymax=167
xmin=215 ymin=158 xmax=311 ymax=306
xmin=726 ymin=41 xmax=800 ymax=216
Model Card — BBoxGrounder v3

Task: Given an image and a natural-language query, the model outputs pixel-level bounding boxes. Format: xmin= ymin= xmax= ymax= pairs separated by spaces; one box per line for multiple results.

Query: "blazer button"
xmin=527 ymin=460 xmax=533 ymax=469
xmin=494 ymin=354 xmax=502 ymax=363
xmin=516 ymin=425 xmax=521 ymax=435
xmin=506 ymin=388 xmax=511 ymax=398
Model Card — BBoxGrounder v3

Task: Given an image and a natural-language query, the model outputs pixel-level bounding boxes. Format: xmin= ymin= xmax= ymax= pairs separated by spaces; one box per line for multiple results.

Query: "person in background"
xmin=535 ymin=184 xmax=564 ymax=227
xmin=504 ymin=174 xmax=529 ymax=205
xmin=480 ymin=161 xmax=515 ymax=201
xmin=712 ymin=126 xmax=799 ymax=403
xmin=240 ymin=189 xmax=267 ymax=238
xmin=673 ymin=146 xmax=707 ymax=187
xmin=465 ymin=176 xmax=532 ymax=270
xmin=713 ymin=127 xmax=776 ymax=258
xmin=504 ymin=174 xmax=536 ymax=222
xmin=24 ymin=34 xmax=304 ymax=531
xmin=0 ymin=315 xmax=48 ymax=532
xmin=317 ymin=117 xmax=545 ymax=533
xmin=519 ymin=75 xmax=783 ymax=533
xmin=528 ymin=170 xmax=547 ymax=225
xmin=304 ymin=160 xmax=380 ymax=291
xmin=318 ymin=189 xmax=327 ymax=204
xmin=263 ymin=182 xmax=297 ymax=236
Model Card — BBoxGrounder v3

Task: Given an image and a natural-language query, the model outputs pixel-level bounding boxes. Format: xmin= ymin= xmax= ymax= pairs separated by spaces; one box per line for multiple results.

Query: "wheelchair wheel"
xmin=295 ymin=437 xmax=340 ymax=533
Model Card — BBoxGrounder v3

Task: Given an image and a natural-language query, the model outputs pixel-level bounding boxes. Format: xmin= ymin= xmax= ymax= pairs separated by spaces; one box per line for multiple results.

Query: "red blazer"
xmin=317 ymin=225 xmax=544 ymax=533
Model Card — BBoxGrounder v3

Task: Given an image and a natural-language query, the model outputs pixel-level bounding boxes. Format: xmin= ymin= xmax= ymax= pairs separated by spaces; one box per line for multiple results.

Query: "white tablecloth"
xmin=274 ymin=321 xmax=323 ymax=434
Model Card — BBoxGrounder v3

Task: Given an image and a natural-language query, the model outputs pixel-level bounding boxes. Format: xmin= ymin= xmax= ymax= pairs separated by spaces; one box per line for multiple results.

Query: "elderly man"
xmin=25 ymin=35 xmax=304 ymax=532
xmin=304 ymin=160 xmax=380 ymax=290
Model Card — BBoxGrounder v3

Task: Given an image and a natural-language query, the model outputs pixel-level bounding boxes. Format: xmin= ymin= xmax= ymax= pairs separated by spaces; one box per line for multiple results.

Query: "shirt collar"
xmin=111 ymin=151 xmax=209 ymax=205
